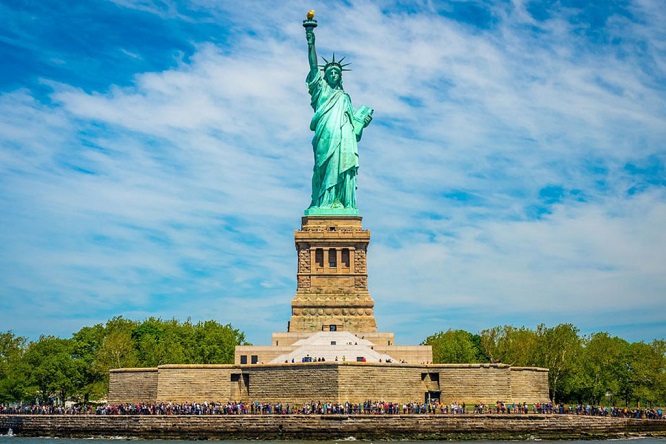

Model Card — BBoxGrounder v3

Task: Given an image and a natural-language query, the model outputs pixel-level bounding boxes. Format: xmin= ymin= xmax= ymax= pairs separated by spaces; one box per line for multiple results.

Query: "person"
xmin=305 ymin=26 xmax=372 ymax=210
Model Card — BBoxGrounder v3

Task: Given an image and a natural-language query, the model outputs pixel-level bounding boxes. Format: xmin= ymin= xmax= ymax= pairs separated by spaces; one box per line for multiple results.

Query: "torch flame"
xmin=306 ymin=10 xmax=315 ymax=20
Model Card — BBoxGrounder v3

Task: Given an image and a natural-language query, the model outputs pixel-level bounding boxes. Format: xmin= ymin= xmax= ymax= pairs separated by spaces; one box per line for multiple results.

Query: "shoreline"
xmin=2 ymin=414 xmax=666 ymax=440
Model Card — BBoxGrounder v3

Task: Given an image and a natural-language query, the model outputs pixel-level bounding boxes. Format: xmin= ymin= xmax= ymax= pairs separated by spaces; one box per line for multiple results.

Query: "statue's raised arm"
xmin=306 ymin=31 xmax=318 ymax=77
xmin=302 ymin=11 xmax=373 ymax=215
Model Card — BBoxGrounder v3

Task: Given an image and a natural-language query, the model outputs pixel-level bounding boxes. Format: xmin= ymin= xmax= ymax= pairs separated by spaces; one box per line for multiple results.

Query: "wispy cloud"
xmin=1 ymin=0 xmax=664 ymax=345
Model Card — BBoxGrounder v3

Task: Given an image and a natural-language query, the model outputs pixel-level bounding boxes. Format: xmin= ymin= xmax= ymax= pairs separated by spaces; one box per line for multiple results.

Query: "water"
xmin=0 ymin=439 xmax=664 ymax=444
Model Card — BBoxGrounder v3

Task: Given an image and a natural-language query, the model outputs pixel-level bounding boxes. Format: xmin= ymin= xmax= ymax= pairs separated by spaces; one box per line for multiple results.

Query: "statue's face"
xmin=325 ymin=68 xmax=341 ymax=88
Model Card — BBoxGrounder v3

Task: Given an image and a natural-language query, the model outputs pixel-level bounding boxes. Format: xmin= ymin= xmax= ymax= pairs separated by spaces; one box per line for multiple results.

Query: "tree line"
xmin=1 ymin=319 xmax=663 ymax=407
xmin=421 ymin=324 xmax=665 ymax=407
xmin=0 ymin=317 xmax=247 ymax=405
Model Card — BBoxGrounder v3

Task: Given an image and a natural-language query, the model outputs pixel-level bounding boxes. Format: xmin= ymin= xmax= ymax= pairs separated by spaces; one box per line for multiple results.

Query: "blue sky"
xmin=1 ymin=0 xmax=664 ymax=346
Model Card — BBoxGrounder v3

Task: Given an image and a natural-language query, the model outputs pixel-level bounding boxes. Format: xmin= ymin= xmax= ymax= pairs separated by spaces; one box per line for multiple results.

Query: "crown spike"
xmin=320 ymin=53 xmax=352 ymax=73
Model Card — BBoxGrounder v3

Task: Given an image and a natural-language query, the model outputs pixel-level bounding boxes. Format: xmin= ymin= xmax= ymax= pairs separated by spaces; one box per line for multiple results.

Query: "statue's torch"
xmin=303 ymin=10 xmax=318 ymax=31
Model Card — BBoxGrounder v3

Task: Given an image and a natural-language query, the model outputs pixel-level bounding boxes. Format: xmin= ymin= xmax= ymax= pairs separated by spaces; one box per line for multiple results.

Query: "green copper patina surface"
xmin=304 ymin=15 xmax=373 ymax=215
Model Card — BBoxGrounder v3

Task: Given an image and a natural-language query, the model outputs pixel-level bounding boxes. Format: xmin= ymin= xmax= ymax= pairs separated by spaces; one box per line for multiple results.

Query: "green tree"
xmin=622 ymin=340 xmax=666 ymax=407
xmin=71 ymin=323 xmax=110 ymax=401
xmin=652 ymin=340 xmax=666 ymax=405
xmin=23 ymin=336 xmax=81 ymax=404
xmin=579 ymin=332 xmax=629 ymax=405
xmin=104 ymin=315 xmax=139 ymax=334
xmin=422 ymin=329 xmax=485 ymax=363
xmin=533 ymin=323 xmax=582 ymax=404
xmin=95 ymin=329 xmax=139 ymax=370
xmin=0 ymin=331 xmax=28 ymax=403
xmin=190 ymin=320 xmax=248 ymax=364
xmin=479 ymin=325 xmax=538 ymax=366
xmin=2 ymin=318 xmax=250 ymax=403
xmin=131 ymin=318 xmax=247 ymax=366
xmin=479 ymin=326 xmax=502 ymax=363
xmin=132 ymin=318 xmax=187 ymax=366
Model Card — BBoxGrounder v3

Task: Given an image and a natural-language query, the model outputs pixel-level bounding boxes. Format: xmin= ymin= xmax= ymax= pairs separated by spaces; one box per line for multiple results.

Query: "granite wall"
xmin=109 ymin=362 xmax=549 ymax=405
xmin=108 ymin=368 xmax=157 ymax=404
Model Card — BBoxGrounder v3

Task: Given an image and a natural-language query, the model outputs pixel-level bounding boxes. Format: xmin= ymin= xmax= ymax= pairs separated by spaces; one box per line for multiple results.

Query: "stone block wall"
xmin=237 ymin=334 xmax=432 ymax=366
xmin=156 ymin=365 xmax=235 ymax=402
xmin=510 ymin=366 xmax=550 ymax=403
xmin=437 ymin=364 xmax=512 ymax=404
xmin=338 ymin=364 xmax=424 ymax=403
xmin=235 ymin=346 xmax=292 ymax=365
xmin=3 ymin=413 xmax=666 ymax=440
xmin=271 ymin=332 xmax=314 ymax=347
xmin=373 ymin=345 xmax=433 ymax=364
xmin=246 ymin=363 xmax=339 ymax=403
xmin=108 ymin=363 xmax=549 ymax=406
xmin=108 ymin=368 xmax=157 ymax=404
xmin=355 ymin=331 xmax=394 ymax=345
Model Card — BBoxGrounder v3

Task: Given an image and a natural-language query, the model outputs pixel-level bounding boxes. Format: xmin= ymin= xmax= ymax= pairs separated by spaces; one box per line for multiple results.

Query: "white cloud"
xmin=371 ymin=190 xmax=666 ymax=343
xmin=1 ymin=0 xmax=664 ymax=344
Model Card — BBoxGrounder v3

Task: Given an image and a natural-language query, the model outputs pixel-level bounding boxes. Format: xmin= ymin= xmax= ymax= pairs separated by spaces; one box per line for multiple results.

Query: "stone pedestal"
xmin=288 ymin=216 xmax=377 ymax=333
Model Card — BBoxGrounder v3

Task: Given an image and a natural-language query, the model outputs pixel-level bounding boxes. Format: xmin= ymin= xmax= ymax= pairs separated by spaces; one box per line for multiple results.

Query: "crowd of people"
xmin=0 ymin=400 xmax=664 ymax=419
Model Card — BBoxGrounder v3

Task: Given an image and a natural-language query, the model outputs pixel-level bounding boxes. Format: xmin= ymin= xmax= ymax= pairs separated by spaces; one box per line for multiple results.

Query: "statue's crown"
xmin=320 ymin=54 xmax=351 ymax=73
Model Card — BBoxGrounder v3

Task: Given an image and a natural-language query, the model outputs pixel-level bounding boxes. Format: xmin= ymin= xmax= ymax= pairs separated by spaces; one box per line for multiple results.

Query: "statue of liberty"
xmin=303 ymin=12 xmax=373 ymax=214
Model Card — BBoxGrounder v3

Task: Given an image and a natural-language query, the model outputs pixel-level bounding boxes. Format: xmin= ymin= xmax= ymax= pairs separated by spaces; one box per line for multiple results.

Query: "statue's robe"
xmin=307 ymin=70 xmax=359 ymax=209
